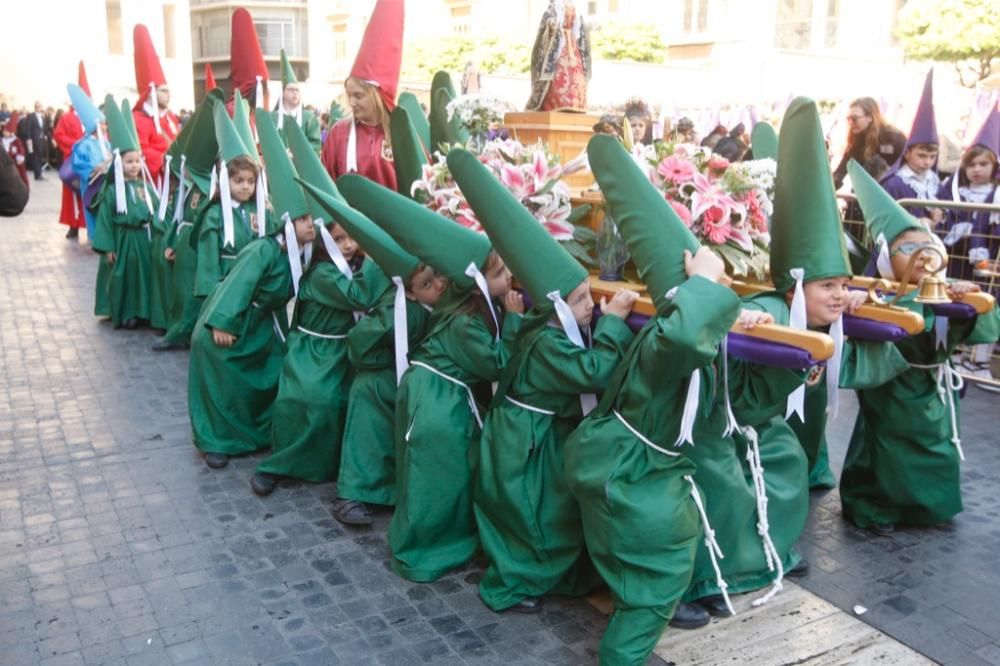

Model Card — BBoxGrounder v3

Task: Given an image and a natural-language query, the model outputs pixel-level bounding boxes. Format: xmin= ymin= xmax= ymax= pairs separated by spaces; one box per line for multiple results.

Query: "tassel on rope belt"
xmin=409 ymin=361 xmax=483 ymax=429
xmin=611 ymin=409 xmax=735 ymax=616
xmin=908 ymin=361 xmax=965 ymax=461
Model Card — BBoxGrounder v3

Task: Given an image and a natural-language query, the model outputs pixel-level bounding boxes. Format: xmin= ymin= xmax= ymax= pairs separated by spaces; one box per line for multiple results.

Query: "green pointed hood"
xmin=256 ymin=108 xmax=310 ymax=221
xmin=181 ymin=96 xmax=220 ymax=193
xmin=329 ymin=101 xmax=345 ymax=124
xmin=214 ymin=101 xmax=254 ymax=163
xmin=847 ymin=159 xmax=923 ymax=245
xmin=298 ymin=179 xmax=420 ymax=279
xmin=397 ymin=92 xmax=431 ymax=150
xmin=232 ymin=91 xmax=257 ymax=161
xmin=770 ymin=97 xmax=850 ymax=291
xmin=429 ymin=85 xmax=468 ymax=153
xmin=168 ymin=89 xmax=223 ymax=179
xmin=588 ymin=134 xmax=698 ymax=314
xmin=431 ymin=70 xmax=456 ymax=99
xmin=279 ymin=49 xmax=297 ymax=87
xmin=448 ymin=148 xmax=586 ymax=304
xmin=105 ymin=95 xmax=139 ymax=153
xmin=337 ymin=173 xmax=491 ymax=289
xmin=120 ymin=99 xmax=141 ymax=151
xmin=285 ymin=111 xmax=345 ymax=223
xmin=750 ymin=121 xmax=778 ymax=161
xmin=390 ymin=106 xmax=429 ymax=198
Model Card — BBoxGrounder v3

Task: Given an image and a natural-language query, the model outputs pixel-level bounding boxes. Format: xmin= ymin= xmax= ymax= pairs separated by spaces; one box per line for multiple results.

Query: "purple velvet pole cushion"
xmin=842 ymin=314 xmax=910 ymax=342
xmin=930 ymin=302 xmax=977 ymax=320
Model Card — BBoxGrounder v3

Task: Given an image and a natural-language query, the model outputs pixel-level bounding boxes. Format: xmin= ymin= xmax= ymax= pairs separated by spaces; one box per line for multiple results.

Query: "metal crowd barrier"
xmin=838 ymin=194 xmax=1000 ymax=392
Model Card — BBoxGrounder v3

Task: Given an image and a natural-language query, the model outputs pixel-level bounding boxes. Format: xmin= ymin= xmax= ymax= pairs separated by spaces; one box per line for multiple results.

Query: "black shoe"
xmin=694 ymin=594 xmax=733 ymax=618
xmin=65 ymin=227 xmax=79 ymax=239
xmin=123 ymin=318 xmax=139 ymax=330
xmin=869 ymin=522 xmax=896 ymax=537
xmin=151 ymin=339 xmax=188 ymax=352
xmin=204 ymin=452 xmax=229 ymax=469
xmin=508 ymin=597 xmax=543 ymax=614
xmin=786 ymin=559 xmax=810 ymax=578
xmin=333 ymin=498 xmax=372 ymax=526
xmin=669 ymin=602 xmax=710 ymax=629
xmin=250 ymin=472 xmax=279 ymax=496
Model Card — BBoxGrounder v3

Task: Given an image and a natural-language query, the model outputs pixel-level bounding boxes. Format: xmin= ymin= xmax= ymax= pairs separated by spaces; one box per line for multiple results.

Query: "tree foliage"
xmin=401 ymin=35 xmax=531 ymax=83
xmin=590 ymin=21 xmax=667 ymax=64
xmin=895 ymin=0 xmax=1000 ymax=87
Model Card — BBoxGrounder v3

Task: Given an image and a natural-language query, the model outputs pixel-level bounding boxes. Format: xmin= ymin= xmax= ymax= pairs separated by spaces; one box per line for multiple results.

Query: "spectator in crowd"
xmin=24 ymin=101 xmax=50 ymax=180
xmin=674 ymin=116 xmax=697 ymax=144
xmin=0 ymin=102 xmax=10 ymax=124
xmin=832 ymin=96 xmax=906 ymax=189
xmin=701 ymin=124 xmax=727 ymax=150
xmin=461 ymin=60 xmax=481 ymax=95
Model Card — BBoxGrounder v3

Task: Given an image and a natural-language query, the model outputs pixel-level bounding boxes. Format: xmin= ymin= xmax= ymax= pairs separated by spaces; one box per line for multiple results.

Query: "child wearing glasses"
xmin=840 ymin=161 xmax=999 ymax=535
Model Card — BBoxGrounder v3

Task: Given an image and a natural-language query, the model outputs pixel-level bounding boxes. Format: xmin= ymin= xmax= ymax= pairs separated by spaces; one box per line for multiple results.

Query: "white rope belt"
xmin=684 ymin=475 xmax=735 ymax=616
xmin=252 ymin=301 xmax=285 ymax=343
xmin=909 ymin=361 xmax=965 ymax=461
xmin=296 ymin=325 xmax=347 ymax=340
xmin=505 ymin=395 xmax=556 ymax=416
xmin=178 ymin=221 xmax=194 ymax=229
xmin=741 ymin=425 xmax=785 ymax=606
xmin=220 ymin=253 xmax=237 ymax=260
xmin=410 ymin=361 xmax=483 ymax=429
xmin=613 ymin=410 xmax=679 ymax=457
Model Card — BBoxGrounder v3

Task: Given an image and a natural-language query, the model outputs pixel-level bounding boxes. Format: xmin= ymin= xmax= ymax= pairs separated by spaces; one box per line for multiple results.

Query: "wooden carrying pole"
xmin=729 ymin=280 xmax=926 ymax=335
xmin=589 ymin=277 xmax=835 ymax=361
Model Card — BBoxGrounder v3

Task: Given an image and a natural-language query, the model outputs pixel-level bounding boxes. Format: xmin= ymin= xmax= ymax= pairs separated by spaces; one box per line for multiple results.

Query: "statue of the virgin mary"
xmin=525 ymin=0 xmax=592 ymax=111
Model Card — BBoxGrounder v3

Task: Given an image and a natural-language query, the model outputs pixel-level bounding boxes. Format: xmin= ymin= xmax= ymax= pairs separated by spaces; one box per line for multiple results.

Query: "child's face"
xmin=408 ymin=265 xmax=448 ymax=307
xmin=485 ymin=257 xmax=512 ymax=298
xmin=630 ymin=119 xmax=646 ymax=143
xmin=889 ymin=230 xmax=945 ymax=282
xmin=121 ymin=151 xmax=142 ymax=180
xmin=345 ymin=78 xmax=377 ymax=125
xmin=566 ymin=279 xmax=595 ymax=327
xmin=1 ymin=129 xmax=11 ymax=138
xmin=799 ymin=276 xmax=850 ymax=328
xmin=228 ymin=168 xmax=256 ymax=203
xmin=328 ymin=223 xmax=358 ymax=262
xmin=293 ymin=215 xmax=315 ymax=245
xmin=965 ymin=153 xmax=996 ymax=186
xmin=904 ymin=146 xmax=938 ymax=175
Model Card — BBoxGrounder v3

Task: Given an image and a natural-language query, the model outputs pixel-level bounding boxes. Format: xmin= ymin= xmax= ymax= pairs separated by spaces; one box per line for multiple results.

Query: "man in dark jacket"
xmin=23 ymin=101 xmax=50 ymax=180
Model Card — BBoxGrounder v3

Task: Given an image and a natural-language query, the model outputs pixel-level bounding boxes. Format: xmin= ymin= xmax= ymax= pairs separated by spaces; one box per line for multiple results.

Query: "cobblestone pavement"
xmin=798 ymin=389 xmax=1000 ymax=666
xmin=2 ymin=180 xmax=998 ymax=666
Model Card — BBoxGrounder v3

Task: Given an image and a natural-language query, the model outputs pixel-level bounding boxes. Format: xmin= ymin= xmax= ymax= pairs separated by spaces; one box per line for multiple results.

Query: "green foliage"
xmin=401 ymin=35 xmax=531 ymax=83
xmin=590 ymin=22 xmax=667 ymax=64
xmin=895 ymin=0 xmax=1000 ymax=87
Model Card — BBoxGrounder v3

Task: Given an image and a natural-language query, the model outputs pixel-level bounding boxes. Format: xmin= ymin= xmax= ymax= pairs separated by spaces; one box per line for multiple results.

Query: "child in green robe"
xmin=840 ymin=160 xmax=1000 ymax=533
xmin=194 ymin=103 xmax=269 ymax=305
xmin=187 ymin=110 xmax=315 ymax=470
xmin=149 ymin=167 xmax=175 ymax=331
xmin=339 ymin=174 xmax=524 ymax=583
xmin=564 ymin=135 xmax=741 ymax=666
xmin=91 ymin=96 xmax=158 ymax=330
xmin=446 ymin=148 xmax=639 ymax=614
xmin=155 ymin=93 xmax=222 ymax=351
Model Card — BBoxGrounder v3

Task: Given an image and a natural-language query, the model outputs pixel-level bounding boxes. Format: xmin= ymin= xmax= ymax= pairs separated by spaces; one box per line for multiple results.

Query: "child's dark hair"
xmin=406 ymin=262 xmax=430 ymax=290
xmin=313 ymin=221 xmax=363 ymax=270
xmin=458 ymin=249 xmax=503 ymax=338
xmin=228 ymin=155 xmax=259 ymax=178
xmin=958 ymin=145 xmax=999 ymax=187
xmin=863 ymin=154 xmax=890 ymax=182
xmin=906 ymin=142 xmax=938 ymax=154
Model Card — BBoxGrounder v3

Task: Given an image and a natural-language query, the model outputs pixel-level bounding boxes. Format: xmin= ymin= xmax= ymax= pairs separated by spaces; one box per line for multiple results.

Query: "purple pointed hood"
xmin=968 ymin=103 xmax=1000 ymax=156
xmin=882 ymin=68 xmax=938 ymax=181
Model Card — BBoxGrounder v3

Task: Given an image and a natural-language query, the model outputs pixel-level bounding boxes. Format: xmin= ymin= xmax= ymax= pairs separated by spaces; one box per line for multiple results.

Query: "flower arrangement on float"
xmin=633 ymin=142 xmax=777 ymax=280
xmin=411 ymin=138 xmax=597 ymax=265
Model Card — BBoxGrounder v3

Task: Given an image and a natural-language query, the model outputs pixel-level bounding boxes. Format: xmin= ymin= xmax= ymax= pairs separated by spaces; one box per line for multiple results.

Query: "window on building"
xmin=588 ymin=0 xmax=598 ymax=14
xmin=106 ymin=0 xmax=123 ymax=55
xmin=195 ymin=19 xmax=229 ymax=59
xmin=450 ymin=5 xmax=471 ymax=17
xmin=682 ymin=0 xmax=710 ymax=35
xmin=824 ymin=0 xmax=839 ymax=48
xmin=774 ymin=0 xmax=812 ymax=49
xmin=608 ymin=0 xmax=619 ymax=12
xmin=255 ymin=18 xmax=296 ymax=57
xmin=163 ymin=4 xmax=176 ymax=58
xmin=333 ymin=22 xmax=347 ymax=61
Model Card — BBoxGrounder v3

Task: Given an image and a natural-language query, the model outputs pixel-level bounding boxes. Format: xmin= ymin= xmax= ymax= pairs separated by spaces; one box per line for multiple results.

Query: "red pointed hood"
xmin=133 ymin=24 xmax=167 ymax=110
xmin=205 ymin=63 xmax=218 ymax=92
xmin=230 ymin=8 xmax=269 ymax=107
xmin=349 ymin=0 xmax=404 ymax=111
xmin=78 ymin=61 xmax=91 ymax=98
